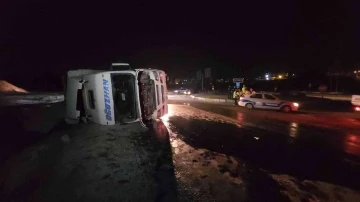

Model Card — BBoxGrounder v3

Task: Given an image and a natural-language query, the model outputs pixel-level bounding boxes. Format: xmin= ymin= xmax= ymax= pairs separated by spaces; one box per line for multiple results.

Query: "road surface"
xmin=1 ymin=93 xmax=360 ymax=201
xmin=167 ymin=94 xmax=360 ymax=201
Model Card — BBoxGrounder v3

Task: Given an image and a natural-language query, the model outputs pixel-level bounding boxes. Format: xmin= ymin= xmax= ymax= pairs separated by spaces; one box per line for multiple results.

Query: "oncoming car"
xmin=238 ymin=93 xmax=299 ymax=112
xmin=174 ymin=87 xmax=191 ymax=95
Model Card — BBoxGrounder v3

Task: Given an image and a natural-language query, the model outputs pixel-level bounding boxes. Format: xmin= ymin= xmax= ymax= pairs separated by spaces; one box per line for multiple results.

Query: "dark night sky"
xmin=1 ymin=0 xmax=360 ymax=82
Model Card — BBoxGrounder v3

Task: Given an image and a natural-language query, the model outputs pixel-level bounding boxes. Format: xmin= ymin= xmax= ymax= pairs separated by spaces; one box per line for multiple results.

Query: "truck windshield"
xmin=110 ymin=73 xmax=137 ymax=123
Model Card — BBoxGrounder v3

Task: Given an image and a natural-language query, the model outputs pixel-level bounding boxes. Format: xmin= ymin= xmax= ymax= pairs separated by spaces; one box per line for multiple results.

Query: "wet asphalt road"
xmin=165 ymin=95 xmax=360 ymax=201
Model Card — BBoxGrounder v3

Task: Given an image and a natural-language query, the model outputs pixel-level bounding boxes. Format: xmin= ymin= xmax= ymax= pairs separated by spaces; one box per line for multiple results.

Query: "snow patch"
xmin=271 ymin=174 xmax=359 ymax=202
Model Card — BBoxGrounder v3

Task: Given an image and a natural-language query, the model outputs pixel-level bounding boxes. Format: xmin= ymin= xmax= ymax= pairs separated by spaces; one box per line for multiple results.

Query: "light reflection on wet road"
xmin=162 ymin=99 xmax=360 ymax=201
xmin=189 ymin=102 xmax=360 ymax=157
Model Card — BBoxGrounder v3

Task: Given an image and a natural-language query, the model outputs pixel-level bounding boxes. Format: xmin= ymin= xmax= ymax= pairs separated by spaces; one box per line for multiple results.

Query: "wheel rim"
xmin=246 ymin=104 xmax=253 ymax=109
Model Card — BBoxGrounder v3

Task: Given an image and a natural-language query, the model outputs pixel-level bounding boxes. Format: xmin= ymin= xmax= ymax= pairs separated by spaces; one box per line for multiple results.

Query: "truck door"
xmin=83 ymin=73 xmax=115 ymax=125
xmin=263 ymin=94 xmax=282 ymax=109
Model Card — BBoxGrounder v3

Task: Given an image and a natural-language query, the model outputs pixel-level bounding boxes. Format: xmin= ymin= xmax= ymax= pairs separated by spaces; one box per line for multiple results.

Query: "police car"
xmin=352 ymin=95 xmax=360 ymax=112
xmin=238 ymin=93 xmax=299 ymax=112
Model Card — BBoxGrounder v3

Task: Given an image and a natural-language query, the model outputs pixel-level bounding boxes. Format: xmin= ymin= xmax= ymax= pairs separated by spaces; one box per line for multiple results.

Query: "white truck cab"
xmin=65 ymin=68 xmax=168 ymax=127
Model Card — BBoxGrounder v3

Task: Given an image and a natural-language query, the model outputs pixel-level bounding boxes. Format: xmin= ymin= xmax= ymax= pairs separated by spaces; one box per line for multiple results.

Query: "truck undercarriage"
xmin=138 ymin=71 xmax=156 ymax=122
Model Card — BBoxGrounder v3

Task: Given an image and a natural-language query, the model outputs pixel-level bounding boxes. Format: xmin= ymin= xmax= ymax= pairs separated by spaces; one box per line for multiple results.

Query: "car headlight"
xmin=174 ymin=90 xmax=178 ymax=93
xmin=187 ymin=91 xmax=191 ymax=94
xmin=293 ymin=102 xmax=299 ymax=107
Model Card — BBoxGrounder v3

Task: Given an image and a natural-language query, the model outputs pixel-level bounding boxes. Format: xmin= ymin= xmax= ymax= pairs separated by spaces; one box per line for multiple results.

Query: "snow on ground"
xmin=162 ymin=105 xmax=248 ymax=201
xmin=41 ymin=123 xmax=154 ymax=202
xmin=271 ymin=174 xmax=360 ymax=202
xmin=0 ymin=121 xmax=177 ymax=202
xmin=0 ymin=101 xmax=65 ymax=167
xmin=170 ymin=138 xmax=247 ymax=202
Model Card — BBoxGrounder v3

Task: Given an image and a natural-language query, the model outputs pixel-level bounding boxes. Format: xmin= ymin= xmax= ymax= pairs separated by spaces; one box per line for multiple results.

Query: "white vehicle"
xmin=351 ymin=95 xmax=360 ymax=112
xmin=238 ymin=93 xmax=299 ymax=112
xmin=174 ymin=87 xmax=191 ymax=95
xmin=65 ymin=68 xmax=168 ymax=127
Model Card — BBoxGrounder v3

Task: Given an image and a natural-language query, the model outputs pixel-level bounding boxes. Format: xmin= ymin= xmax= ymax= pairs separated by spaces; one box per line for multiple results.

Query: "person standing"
xmin=242 ymin=85 xmax=246 ymax=94
xmin=228 ymin=85 xmax=233 ymax=99
xmin=233 ymin=89 xmax=240 ymax=105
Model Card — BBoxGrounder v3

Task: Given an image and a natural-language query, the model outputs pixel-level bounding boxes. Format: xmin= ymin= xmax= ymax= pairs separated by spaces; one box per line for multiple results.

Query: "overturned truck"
xmin=65 ymin=68 xmax=168 ymax=127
